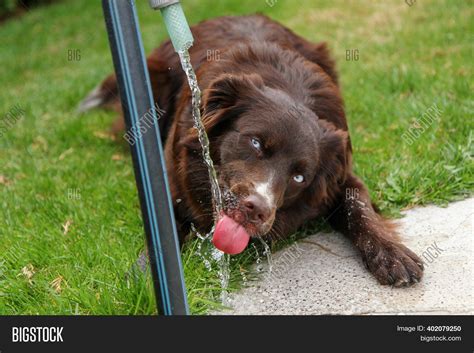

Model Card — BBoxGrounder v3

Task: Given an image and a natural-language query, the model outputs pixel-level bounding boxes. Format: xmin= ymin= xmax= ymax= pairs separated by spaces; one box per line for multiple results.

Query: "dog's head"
xmin=184 ymin=72 xmax=349 ymax=237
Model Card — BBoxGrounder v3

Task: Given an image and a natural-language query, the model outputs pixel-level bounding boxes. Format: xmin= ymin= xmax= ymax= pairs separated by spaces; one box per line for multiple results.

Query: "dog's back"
xmin=79 ymin=15 xmax=337 ymax=140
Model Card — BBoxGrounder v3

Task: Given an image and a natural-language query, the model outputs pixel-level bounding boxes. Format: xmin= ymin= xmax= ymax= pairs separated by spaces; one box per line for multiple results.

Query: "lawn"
xmin=0 ymin=0 xmax=472 ymax=314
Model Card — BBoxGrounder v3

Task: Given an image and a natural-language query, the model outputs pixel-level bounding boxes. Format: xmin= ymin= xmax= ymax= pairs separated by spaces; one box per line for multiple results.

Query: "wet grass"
xmin=0 ymin=0 xmax=472 ymax=314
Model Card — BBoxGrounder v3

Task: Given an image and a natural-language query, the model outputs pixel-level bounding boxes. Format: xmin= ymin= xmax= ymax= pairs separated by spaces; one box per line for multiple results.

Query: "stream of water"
xmin=178 ymin=49 xmax=223 ymax=217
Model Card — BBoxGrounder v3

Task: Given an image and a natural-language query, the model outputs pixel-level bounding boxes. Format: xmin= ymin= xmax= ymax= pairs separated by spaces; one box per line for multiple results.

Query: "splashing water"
xmin=252 ymin=239 xmax=273 ymax=274
xmin=191 ymin=225 xmax=212 ymax=269
xmin=259 ymin=238 xmax=273 ymax=272
xmin=211 ymin=247 xmax=230 ymax=305
xmin=192 ymin=224 xmax=231 ymax=304
xmin=253 ymin=244 xmax=263 ymax=272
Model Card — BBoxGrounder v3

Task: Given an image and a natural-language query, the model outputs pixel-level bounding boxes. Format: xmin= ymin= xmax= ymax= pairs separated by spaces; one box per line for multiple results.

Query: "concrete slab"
xmin=215 ymin=198 xmax=473 ymax=315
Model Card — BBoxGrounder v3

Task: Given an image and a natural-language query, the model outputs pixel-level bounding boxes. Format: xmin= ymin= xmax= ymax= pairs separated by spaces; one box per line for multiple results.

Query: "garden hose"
xmin=148 ymin=0 xmax=194 ymax=53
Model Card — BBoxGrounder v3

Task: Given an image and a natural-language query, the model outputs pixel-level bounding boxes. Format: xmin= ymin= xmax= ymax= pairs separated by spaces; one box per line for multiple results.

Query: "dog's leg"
xmin=327 ymin=174 xmax=423 ymax=287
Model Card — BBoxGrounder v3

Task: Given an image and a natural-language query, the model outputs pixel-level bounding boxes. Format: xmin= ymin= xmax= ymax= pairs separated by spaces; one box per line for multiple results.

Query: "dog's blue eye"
xmin=293 ymin=175 xmax=304 ymax=183
xmin=251 ymin=138 xmax=261 ymax=149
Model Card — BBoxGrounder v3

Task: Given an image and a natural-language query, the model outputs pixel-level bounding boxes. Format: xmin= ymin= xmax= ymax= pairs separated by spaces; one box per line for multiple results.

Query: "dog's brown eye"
xmin=293 ymin=175 xmax=304 ymax=183
xmin=251 ymin=137 xmax=262 ymax=150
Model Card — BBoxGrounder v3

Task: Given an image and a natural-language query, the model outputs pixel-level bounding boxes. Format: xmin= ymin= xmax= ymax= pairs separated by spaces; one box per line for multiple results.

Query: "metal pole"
xmin=102 ymin=0 xmax=189 ymax=315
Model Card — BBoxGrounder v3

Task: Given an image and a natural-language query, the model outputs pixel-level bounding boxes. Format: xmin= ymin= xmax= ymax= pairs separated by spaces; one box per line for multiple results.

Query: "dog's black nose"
xmin=243 ymin=194 xmax=272 ymax=223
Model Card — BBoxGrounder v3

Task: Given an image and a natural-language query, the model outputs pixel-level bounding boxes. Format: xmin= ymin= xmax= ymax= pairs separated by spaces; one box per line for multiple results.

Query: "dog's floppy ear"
xmin=306 ymin=120 xmax=351 ymax=208
xmin=203 ymin=73 xmax=264 ymax=115
xmin=181 ymin=73 xmax=265 ymax=149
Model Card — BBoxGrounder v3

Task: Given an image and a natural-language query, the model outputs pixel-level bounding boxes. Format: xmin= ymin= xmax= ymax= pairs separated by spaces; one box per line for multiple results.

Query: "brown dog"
xmin=81 ymin=15 xmax=423 ymax=287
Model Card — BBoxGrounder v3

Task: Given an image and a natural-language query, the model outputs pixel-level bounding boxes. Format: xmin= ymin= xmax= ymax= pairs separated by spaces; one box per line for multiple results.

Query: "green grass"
xmin=0 ymin=0 xmax=472 ymax=314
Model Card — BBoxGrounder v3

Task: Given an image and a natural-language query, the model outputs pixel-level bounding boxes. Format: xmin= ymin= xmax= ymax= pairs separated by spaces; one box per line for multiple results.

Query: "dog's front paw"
xmin=361 ymin=238 xmax=424 ymax=287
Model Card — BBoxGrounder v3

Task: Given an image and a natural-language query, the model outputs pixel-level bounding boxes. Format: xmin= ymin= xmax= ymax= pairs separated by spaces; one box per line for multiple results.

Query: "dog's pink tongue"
xmin=212 ymin=215 xmax=250 ymax=255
